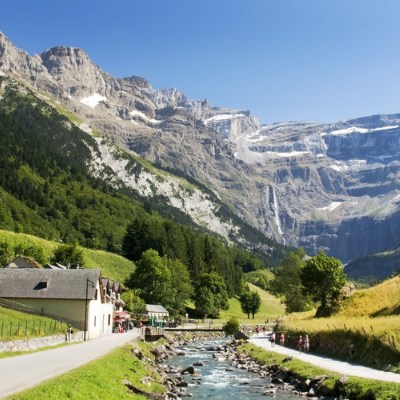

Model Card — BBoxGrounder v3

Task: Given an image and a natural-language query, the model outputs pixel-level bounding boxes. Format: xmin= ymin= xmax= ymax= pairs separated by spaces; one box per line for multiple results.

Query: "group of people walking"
xmin=253 ymin=325 xmax=310 ymax=353
xmin=297 ymin=334 xmax=310 ymax=352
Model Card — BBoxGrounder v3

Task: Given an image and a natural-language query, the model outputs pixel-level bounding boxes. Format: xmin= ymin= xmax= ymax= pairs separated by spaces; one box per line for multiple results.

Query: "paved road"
xmin=0 ymin=330 xmax=141 ymax=399
xmin=249 ymin=336 xmax=400 ymax=383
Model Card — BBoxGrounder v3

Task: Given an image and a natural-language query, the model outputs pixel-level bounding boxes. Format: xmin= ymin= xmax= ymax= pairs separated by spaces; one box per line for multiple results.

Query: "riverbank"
xmin=250 ymin=337 xmax=400 ymax=383
xmin=157 ymin=331 xmax=400 ymax=399
xmin=238 ymin=340 xmax=400 ymax=399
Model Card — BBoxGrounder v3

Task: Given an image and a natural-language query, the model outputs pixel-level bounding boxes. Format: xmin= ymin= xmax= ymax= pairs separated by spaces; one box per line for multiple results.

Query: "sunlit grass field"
xmin=218 ymin=283 xmax=285 ymax=325
xmin=0 ymin=229 xmax=135 ymax=282
xmin=339 ymin=275 xmax=400 ymax=317
xmin=278 ymin=276 xmax=400 ymax=351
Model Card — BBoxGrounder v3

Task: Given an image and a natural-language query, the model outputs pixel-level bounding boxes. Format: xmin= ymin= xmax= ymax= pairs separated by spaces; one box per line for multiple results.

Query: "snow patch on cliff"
xmin=80 ymin=93 xmax=107 ymax=108
xmin=204 ymin=113 xmax=243 ymax=124
xmin=329 ymin=160 xmax=367 ymax=172
xmin=129 ymin=110 xmax=160 ymax=124
xmin=317 ymin=202 xmax=342 ymax=212
xmin=323 ymin=125 xmax=399 ymax=136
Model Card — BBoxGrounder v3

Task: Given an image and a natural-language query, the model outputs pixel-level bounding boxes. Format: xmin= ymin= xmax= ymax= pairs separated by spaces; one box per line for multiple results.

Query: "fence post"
xmin=362 ymin=327 xmax=367 ymax=337
xmin=17 ymin=321 xmax=21 ymax=335
xmin=392 ymin=336 xmax=397 ymax=351
xmin=32 ymin=321 xmax=36 ymax=335
xmin=39 ymin=321 xmax=42 ymax=334
xmin=25 ymin=320 xmax=28 ymax=335
xmin=9 ymin=321 xmax=12 ymax=337
xmin=1 ymin=321 xmax=3 ymax=337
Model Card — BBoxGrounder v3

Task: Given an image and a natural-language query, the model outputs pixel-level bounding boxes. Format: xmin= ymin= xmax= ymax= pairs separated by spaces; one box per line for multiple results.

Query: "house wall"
xmin=87 ymin=297 xmax=113 ymax=338
xmin=8 ymin=294 xmax=113 ymax=339
xmin=10 ymin=298 xmax=87 ymax=327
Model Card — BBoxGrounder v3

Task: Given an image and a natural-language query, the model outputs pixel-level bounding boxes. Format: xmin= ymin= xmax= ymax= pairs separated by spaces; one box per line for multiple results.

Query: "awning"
xmin=113 ymin=311 xmax=130 ymax=320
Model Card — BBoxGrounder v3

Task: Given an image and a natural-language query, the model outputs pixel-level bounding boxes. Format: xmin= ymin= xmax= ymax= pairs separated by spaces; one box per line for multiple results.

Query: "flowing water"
xmin=166 ymin=337 xmax=299 ymax=399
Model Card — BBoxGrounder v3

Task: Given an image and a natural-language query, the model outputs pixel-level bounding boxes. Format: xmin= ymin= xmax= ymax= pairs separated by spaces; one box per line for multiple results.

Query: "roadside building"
xmin=0 ymin=267 xmax=114 ymax=339
xmin=144 ymin=304 xmax=169 ymax=326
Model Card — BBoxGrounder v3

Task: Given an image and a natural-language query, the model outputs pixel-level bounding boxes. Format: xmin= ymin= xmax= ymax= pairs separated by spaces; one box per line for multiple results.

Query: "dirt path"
xmin=0 ymin=330 xmax=141 ymax=399
xmin=249 ymin=336 xmax=400 ymax=383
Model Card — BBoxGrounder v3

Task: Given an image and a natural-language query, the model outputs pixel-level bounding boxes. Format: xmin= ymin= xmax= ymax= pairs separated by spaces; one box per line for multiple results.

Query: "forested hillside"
xmin=0 ymin=75 xmax=280 ymax=311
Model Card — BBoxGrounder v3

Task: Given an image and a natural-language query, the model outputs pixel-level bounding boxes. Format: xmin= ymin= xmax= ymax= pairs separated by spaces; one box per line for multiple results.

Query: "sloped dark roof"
xmin=102 ymin=277 xmax=123 ymax=294
xmin=0 ymin=269 xmax=101 ymax=300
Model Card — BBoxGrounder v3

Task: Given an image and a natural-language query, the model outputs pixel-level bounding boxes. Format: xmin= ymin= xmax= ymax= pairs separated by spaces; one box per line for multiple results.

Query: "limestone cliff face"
xmin=2 ymin=31 xmax=400 ymax=267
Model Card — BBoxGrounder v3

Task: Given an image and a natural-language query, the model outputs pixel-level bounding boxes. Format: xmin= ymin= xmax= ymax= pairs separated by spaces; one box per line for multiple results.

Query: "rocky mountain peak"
xmin=40 ymin=46 xmax=91 ymax=72
xmin=122 ymin=75 xmax=151 ymax=89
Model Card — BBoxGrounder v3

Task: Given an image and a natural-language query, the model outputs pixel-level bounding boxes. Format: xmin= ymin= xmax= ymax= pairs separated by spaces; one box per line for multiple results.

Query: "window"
xmin=34 ymin=281 xmax=48 ymax=290
xmin=108 ymin=314 xmax=111 ymax=326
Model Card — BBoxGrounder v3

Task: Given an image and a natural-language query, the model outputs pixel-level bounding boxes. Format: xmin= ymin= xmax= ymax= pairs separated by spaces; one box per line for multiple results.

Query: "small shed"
xmin=145 ymin=304 xmax=169 ymax=320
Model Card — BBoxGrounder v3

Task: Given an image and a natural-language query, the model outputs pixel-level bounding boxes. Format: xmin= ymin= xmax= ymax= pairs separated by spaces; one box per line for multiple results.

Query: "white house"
xmin=145 ymin=304 xmax=169 ymax=320
xmin=0 ymin=268 xmax=114 ymax=339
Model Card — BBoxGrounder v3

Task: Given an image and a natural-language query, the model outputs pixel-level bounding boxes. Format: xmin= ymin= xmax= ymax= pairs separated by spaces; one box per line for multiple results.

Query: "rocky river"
xmin=159 ymin=336 xmax=301 ymax=399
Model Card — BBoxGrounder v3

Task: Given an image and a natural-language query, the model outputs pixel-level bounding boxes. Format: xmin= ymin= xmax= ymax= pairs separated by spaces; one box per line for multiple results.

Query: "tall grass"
xmin=279 ymin=315 xmax=400 ymax=351
xmin=339 ymin=276 xmax=400 ymax=317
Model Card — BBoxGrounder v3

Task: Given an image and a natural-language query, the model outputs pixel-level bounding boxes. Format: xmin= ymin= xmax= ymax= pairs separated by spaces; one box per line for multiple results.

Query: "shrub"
xmin=223 ymin=317 xmax=240 ymax=336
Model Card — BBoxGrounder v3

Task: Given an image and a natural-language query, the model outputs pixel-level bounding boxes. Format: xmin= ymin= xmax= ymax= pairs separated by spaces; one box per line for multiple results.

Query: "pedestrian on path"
xmin=304 ymin=334 xmax=310 ymax=352
xmin=279 ymin=332 xmax=285 ymax=346
xmin=65 ymin=324 xmax=73 ymax=343
xmin=270 ymin=332 xmax=276 ymax=347
xmin=297 ymin=335 xmax=303 ymax=352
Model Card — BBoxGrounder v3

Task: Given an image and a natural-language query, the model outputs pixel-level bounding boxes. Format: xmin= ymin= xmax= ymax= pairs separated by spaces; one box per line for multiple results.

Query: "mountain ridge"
xmin=1 ymin=31 xmax=400 ymax=278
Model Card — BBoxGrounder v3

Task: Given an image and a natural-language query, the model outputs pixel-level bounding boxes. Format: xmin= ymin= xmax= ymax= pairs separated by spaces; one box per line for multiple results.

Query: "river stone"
xmin=180 ymin=366 xmax=195 ymax=375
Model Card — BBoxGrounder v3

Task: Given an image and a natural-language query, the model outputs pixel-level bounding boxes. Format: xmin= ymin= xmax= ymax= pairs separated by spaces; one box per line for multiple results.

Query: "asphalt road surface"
xmin=0 ymin=330 xmax=141 ymax=399
xmin=249 ymin=335 xmax=400 ymax=383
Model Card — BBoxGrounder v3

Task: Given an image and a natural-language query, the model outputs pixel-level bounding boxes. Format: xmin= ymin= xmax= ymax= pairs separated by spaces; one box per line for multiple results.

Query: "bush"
xmin=223 ymin=317 xmax=240 ymax=336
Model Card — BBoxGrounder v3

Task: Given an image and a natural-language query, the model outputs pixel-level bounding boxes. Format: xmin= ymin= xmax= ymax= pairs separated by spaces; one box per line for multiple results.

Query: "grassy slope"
xmin=219 ymin=283 xmax=285 ymax=323
xmin=0 ymin=229 xmax=135 ymax=283
xmin=277 ymin=276 xmax=400 ymax=371
xmin=339 ymin=275 xmax=400 ymax=317
xmin=0 ymin=306 xmax=67 ymax=342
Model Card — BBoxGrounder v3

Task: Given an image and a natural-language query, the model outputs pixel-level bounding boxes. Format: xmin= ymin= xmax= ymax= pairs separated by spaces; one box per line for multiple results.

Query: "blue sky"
xmin=1 ymin=0 xmax=400 ymax=124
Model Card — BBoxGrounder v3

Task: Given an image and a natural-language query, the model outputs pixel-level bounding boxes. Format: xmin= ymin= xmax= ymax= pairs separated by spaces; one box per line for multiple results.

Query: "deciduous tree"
xmin=51 ymin=242 xmax=85 ymax=268
xmin=194 ymin=272 xmax=229 ymax=318
xmin=301 ymin=251 xmax=347 ymax=317
xmin=240 ymin=290 xmax=261 ymax=319
xmin=270 ymin=249 xmax=312 ymax=313
xmin=125 ymin=249 xmax=172 ymax=308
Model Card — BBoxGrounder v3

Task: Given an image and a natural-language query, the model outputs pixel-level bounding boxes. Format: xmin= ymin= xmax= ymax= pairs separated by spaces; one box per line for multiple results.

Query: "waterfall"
xmin=271 ymin=186 xmax=284 ymax=240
